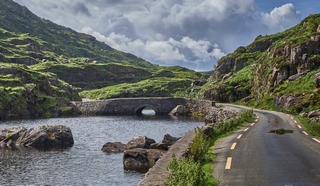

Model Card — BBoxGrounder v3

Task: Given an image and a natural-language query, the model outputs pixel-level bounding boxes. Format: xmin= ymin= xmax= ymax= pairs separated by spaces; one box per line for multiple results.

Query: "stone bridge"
xmin=70 ymin=97 xmax=214 ymax=116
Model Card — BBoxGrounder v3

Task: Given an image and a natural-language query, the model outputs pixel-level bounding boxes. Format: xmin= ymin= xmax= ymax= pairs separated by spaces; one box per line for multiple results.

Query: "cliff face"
xmin=201 ymin=14 xmax=320 ymax=113
xmin=0 ymin=64 xmax=81 ymax=119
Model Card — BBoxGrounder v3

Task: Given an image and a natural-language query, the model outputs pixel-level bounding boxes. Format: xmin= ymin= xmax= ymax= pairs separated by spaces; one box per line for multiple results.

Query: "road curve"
xmin=213 ymin=104 xmax=320 ymax=186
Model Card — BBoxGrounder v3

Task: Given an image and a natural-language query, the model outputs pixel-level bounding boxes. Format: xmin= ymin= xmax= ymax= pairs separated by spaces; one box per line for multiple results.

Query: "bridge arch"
xmin=134 ymin=104 xmax=160 ymax=115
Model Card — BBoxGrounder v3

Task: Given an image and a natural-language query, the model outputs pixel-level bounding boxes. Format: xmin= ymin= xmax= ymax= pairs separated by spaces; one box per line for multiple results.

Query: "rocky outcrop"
xmin=122 ymin=134 xmax=180 ymax=173
xmin=101 ymin=142 xmax=126 ymax=153
xmin=123 ymin=148 xmax=165 ymax=173
xmin=125 ymin=136 xmax=156 ymax=150
xmin=274 ymin=95 xmax=297 ymax=109
xmin=204 ymin=84 xmax=251 ymax=103
xmin=0 ymin=125 xmax=74 ymax=148
xmin=169 ymin=105 xmax=188 ymax=116
xmin=204 ymin=107 xmax=239 ymax=125
xmin=288 ymin=72 xmax=306 ymax=81
xmin=307 ymin=110 xmax=320 ymax=123
xmin=315 ymin=73 xmax=320 ymax=88
xmin=153 ymin=134 xmax=180 ymax=151
xmin=0 ymin=66 xmax=80 ymax=120
xmin=273 ymin=94 xmax=311 ymax=112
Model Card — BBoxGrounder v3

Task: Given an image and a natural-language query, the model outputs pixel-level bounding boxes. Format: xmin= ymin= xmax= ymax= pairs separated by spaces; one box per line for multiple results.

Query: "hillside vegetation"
xmin=200 ymin=14 xmax=320 ymax=134
xmin=0 ymin=0 xmax=208 ymax=119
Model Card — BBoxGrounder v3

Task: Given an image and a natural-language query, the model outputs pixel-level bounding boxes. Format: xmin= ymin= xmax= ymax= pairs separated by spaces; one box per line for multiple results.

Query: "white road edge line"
xmin=302 ymin=131 xmax=309 ymax=136
xmin=237 ymin=134 xmax=243 ymax=139
xmin=251 ymin=123 xmax=255 ymax=126
xmin=255 ymin=119 xmax=258 ymax=122
xmin=291 ymin=117 xmax=294 ymax=120
xmin=312 ymin=138 xmax=320 ymax=143
xmin=230 ymin=143 xmax=237 ymax=150
xmin=297 ymin=125 xmax=302 ymax=129
xmin=244 ymin=128 xmax=249 ymax=132
xmin=225 ymin=157 xmax=232 ymax=169
xmin=294 ymin=120 xmax=297 ymax=123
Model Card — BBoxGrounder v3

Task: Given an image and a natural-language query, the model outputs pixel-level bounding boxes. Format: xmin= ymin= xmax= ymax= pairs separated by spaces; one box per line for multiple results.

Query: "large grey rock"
xmin=0 ymin=125 xmax=74 ymax=148
xmin=126 ymin=136 xmax=156 ymax=150
xmin=169 ymin=105 xmax=188 ymax=116
xmin=101 ymin=142 xmax=126 ymax=153
xmin=308 ymin=110 xmax=320 ymax=118
xmin=315 ymin=73 xmax=320 ymax=88
xmin=288 ymin=72 xmax=306 ymax=81
xmin=155 ymin=134 xmax=180 ymax=150
xmin=317 ymin=24 xmax=320 ymax=32
xmin=123 ymin=148 xmax=165 ymax=173
xmin=205 ymin=107 xmax=239 ymax=125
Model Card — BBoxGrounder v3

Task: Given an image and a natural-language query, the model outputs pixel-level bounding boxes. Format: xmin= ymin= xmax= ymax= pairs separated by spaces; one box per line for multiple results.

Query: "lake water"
xmin=0 ymin=112 xmax=203 ymax=185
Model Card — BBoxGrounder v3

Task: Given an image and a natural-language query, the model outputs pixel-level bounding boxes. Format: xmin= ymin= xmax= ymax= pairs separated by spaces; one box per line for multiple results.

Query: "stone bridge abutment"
xmin=70 ymin=97 xmax=214 ymax=116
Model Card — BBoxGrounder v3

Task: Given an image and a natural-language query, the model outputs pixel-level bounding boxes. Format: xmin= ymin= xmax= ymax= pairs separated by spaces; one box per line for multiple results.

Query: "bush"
xmin=166 ymin=154 xmax=206 ymax=186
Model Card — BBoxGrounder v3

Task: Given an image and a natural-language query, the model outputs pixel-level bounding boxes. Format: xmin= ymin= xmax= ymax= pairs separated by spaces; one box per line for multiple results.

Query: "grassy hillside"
xmin=200 ymin=14 xmax=320 ymax=135
xmin=0 ymin=0 xmax=154 ymax=68
xmin=0 ymin=0 xmax=209 ymax=119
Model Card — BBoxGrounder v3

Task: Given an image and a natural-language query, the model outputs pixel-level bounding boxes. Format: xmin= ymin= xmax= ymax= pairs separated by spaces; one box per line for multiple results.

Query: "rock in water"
xmin=0 ymin=125 xmax=74 ymax=148
xmin=155 ymin=134 xmax=180 ymax=150
xmin=125 ymin=136 xmax=156 ymax=150
xmin=123 ymin=148 xmax=165 ymax=173
xmin=101 ymin=142 xmax=126 ymax=153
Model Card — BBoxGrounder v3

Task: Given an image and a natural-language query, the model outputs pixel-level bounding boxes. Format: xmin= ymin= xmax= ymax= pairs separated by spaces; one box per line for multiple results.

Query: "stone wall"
xmin=70 ymin=98 xmax=214 ymax=116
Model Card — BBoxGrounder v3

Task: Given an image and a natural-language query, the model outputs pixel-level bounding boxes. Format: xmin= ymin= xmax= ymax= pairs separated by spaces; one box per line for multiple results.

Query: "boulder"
xmin=126 ymin=136 xmax=156 ymax=150
xmin=288 ymin=72 xmax=306 ymax=81
xmin=205 ymin=107 xmax=239 ymax=125
xmin=155 ymin=134 xmax=180 ymax=150
xmin=0 ymin=125 xmax=74 ymax=148
xmin=201 ymin=125 xmax=214 ymax=137
xmin=315 ymin=73 xmax=320 ymax=88
xmin=169 ymin=105 xmax=188 ymax=116
xmin=222 ymin=72 xmax=232 ymax=81
xmin=307 ymin=110 xmax=320 ymax=118
xmin=123 ymin=148 xmax=165 ymax=173
xmin=317 ymin=24 xmax=320 ymax=33
xmin=309 ymin=116 xmax=320 ymax=123
xmin=101 ymin=142 xmax=126 ymax=153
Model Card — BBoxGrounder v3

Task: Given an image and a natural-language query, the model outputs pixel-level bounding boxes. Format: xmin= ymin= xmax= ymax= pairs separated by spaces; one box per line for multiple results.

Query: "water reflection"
xmin=0 ymin=115 xmax=204 ymax=185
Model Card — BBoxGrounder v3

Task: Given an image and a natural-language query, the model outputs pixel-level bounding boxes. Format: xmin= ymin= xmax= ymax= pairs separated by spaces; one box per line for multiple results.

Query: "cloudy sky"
xmin=13 ymin=0 xmax=320 ymax=71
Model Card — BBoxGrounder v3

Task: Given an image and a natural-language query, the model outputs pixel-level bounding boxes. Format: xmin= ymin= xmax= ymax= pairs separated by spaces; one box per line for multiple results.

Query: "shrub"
xmin=166 ymin=154 xmax=206 ymax=186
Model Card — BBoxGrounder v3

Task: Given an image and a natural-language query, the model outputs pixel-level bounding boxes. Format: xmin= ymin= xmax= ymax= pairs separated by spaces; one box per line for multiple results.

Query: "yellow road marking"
xmin=230 ymin=143 xmax=237 ymax=150
xmin=294 ymin=120 xmax=297 ymax=123
xmin=312 ymin=138 xmax=320 ymax=143
xmin=251 ymin=123 xmax=255 ymax=126
xmin=297 ymin=125 xmax=302 ymax=129
xmin=237 ymin=134 xmax=243 ymax=139
xmin=244 ymin=128 xmax=249 ymax=132
xmin=225 ymin=157 xmax=232 ymax=169
xmin=302 ymin=131 xmax=309 ymax=136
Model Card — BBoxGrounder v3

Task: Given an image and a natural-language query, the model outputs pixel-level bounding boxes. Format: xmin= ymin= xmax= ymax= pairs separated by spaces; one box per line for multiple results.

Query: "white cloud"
xmin=261 ymin=3 xmax=301 ymax=32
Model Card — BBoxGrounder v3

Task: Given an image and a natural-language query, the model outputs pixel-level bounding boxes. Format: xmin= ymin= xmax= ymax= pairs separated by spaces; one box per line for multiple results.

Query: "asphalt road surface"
xmin=213 ymin=104 xmax=320 ymax=186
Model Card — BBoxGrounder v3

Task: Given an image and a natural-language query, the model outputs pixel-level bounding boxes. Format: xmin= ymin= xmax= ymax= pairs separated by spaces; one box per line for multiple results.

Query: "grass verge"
xmin=166 ymin=109 xmax=254 ymax=186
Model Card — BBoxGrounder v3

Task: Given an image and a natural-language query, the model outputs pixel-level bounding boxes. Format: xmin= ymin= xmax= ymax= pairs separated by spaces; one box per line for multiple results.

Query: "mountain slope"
xmin=0 ymin=0 xmax=209 ymax=119
xmin=0 ymin=0 xmax=154 ymax=68
xmin=200 ymin=14 xmax=320 ymax=114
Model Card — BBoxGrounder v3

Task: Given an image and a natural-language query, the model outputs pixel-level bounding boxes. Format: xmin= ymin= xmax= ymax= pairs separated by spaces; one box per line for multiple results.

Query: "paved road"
xmin=213 ymin=104 xmax=320 ymax=186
